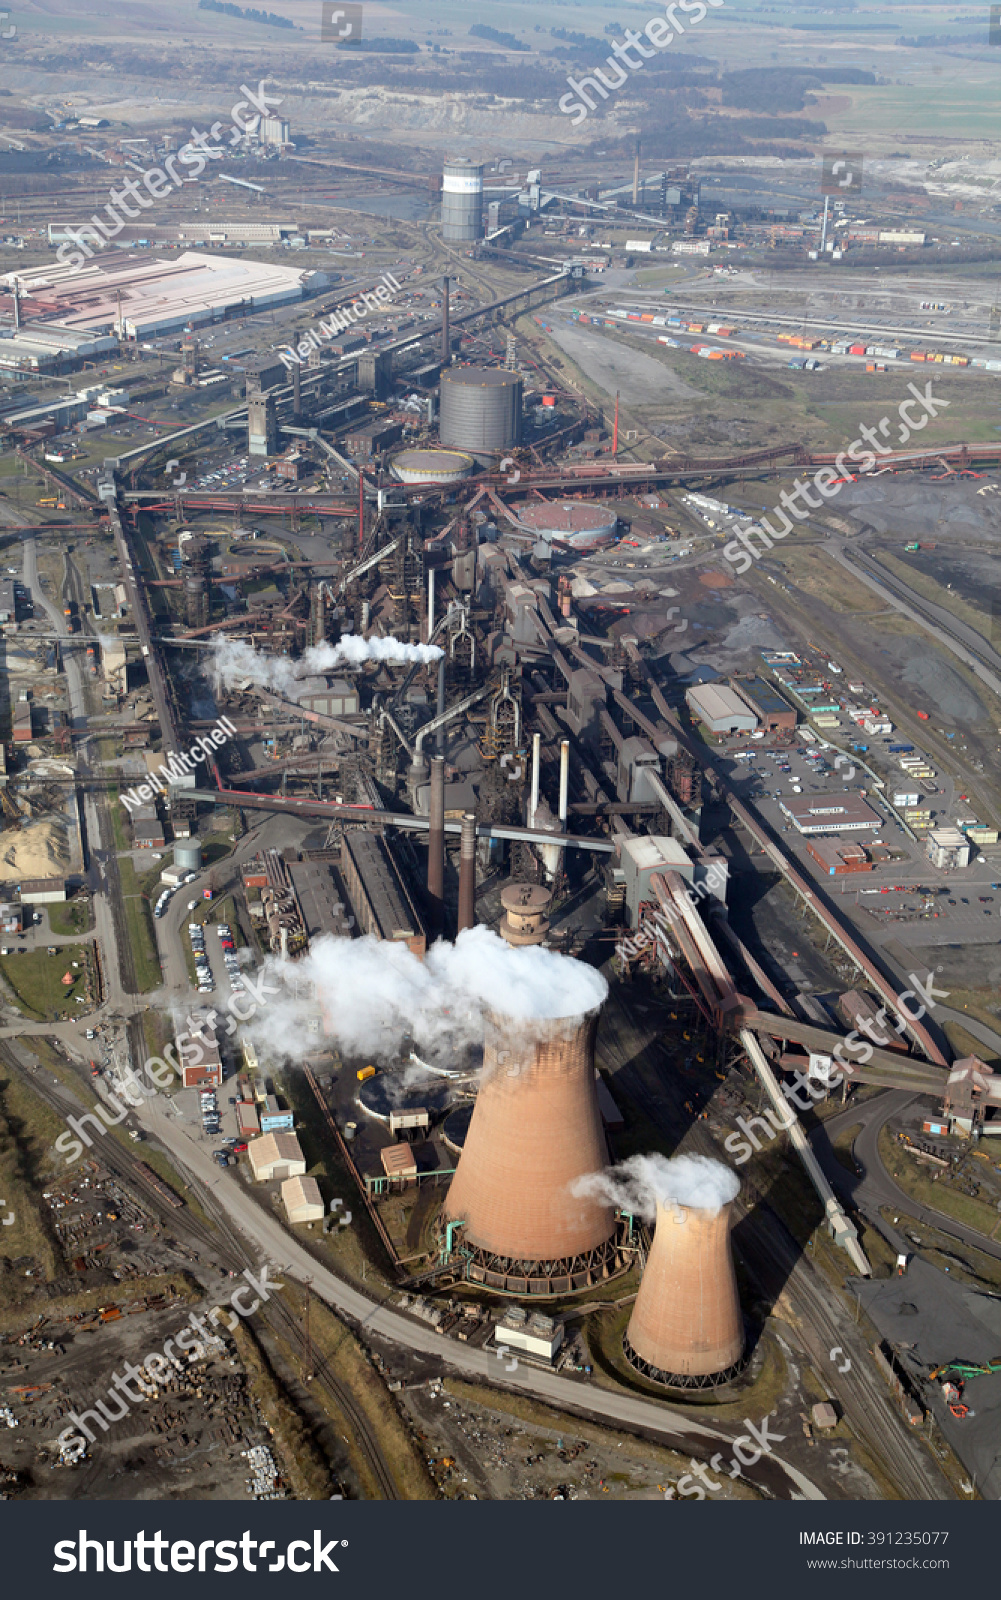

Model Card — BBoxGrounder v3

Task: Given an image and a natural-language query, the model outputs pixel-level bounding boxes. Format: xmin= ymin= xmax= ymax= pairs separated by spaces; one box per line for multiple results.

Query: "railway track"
xmin=597 ymin=990 xmax=953 ymax=1500
xmin=0 ymin=1038 xmax=403 ymax=1498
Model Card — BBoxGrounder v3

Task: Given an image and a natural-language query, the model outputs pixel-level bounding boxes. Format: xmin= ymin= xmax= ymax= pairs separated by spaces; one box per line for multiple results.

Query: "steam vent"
xmin=624 ymin=1196 xmax=744 ymax=1388
xmin=443 ymin=1004 xmax=620 ymax=1294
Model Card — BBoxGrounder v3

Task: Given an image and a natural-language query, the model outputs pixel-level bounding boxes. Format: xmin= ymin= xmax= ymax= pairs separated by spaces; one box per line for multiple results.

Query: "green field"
xmin=117 ymin=857 xmax=162 ymax=993
xmin=0 ymin=945 xmax=94 ymax=1021
xmin=46 ymin=898 xmax=94 ymax=938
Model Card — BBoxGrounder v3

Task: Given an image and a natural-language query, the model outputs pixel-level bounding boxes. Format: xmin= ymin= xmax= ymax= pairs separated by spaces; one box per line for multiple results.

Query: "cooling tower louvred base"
xmin=443 ymin=1005 xmax=623 ymax=1296
xmin=623 ymin=1198 xmax=744 ymax=1388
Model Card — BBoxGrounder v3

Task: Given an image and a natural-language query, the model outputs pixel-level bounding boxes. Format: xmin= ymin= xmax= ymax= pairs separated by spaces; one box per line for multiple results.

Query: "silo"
xmin=184 ymin=571 xmax=209 ymax=630
xmin=174 ymin=838 xmax=202 ymax=874
xmin=443 ymin=1003 xmax=619 ymax=1294
xmin=441 ymin=158 xmax=483 ymax=242
xmin=625 ymin=1194 xmax=744 ymax=1387
xmin=439 ymin=366 xmax=522 ymax=455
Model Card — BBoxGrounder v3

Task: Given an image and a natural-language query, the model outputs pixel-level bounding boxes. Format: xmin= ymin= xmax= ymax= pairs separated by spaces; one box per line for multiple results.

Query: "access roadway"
xmin=130 ymin=1083 xmax=825 ymax=1501
xmin=812 ymin=1091 xmax=1001 ymax=1271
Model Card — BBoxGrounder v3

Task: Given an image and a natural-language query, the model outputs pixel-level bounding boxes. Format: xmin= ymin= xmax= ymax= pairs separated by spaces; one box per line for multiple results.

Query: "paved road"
xmin=826 ymin=543 xmax=1001 ymax=701
xmin=132 ymin=1087 xmax=825 ymax=1500
xmin=812 ymin=1090 xmax=1001 ymax=1265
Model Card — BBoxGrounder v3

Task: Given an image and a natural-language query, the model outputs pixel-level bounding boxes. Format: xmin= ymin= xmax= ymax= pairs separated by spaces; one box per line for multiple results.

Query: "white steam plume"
xmin=209 ymin=635 xmax=443 ymax=695
xmin=239 ymin=925 xmax=608 ymax=1067
xmin=573 ymin=1153 xmax=739 ymax=1221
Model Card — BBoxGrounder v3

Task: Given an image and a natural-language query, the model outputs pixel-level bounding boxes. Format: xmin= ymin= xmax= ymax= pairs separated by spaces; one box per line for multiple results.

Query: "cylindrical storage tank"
xmin=390 ymin=447 xmax=475 ymax=486
xmin=173 ymin=838 xmax=202 ymax=873
xmin=443 ymin=1004 xmax=615 ymax=1289
xmin=625 ymin=1197 xmax=744 ymax=1386
xmin=440 ymin=366 xmax=522 ymax=455
xmin=441 ymin=158 xmax=483 ymax=242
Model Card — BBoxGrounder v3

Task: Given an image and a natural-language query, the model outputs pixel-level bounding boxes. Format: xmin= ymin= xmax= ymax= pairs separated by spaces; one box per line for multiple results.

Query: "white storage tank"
xmin=174 ymin=837 xmax=202 ymax=873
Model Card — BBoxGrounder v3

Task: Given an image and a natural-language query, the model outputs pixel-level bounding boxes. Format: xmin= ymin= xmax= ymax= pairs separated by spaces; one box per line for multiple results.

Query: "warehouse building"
xmin=731 ymin=675 xmax=796 ymax=732
xmin=805 ymin=838 xmax=873 ymax=876
xmin=281 ymin=1174 xmax=324 ymax=1224
xmin=779 ymin=794 xmax=882 ymax=835
xmin=340 ymin=831 xmax=426 ymax=956
xmin=7 ymin=251 xmax=323 ymax=339
xmin=247 ymin=1130 xmax=306 ymax=1182
xmin=686 ymin=683 xmax=758 ymax=735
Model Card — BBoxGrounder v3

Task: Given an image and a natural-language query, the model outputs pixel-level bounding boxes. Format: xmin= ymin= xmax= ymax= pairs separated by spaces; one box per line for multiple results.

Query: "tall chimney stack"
xmin=625 ymin=1196 xmax=743 ymax=1387
xmin=293 ymin=361 xmax=301 ymax=419
xmin=457 ymin=811 xmax=477 ymax=932
xmin=441 ymin=275 xmax=450 ymax=370
xmin=426 ymin=754 xmax=445 ymax=936
xmin=443 ymin=1003 xmax=618 ymax=1294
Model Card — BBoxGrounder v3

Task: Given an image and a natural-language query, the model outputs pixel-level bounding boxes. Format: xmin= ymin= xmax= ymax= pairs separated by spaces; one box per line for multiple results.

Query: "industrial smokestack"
xmin=427 ymin=754 xmax=445 ymax=935
xmin=529 ymin=731 xmax=541 ymax=828
xmin=441 ymin=275 xmax=450 ymax=370
xmin=12 ymin=281 xmax=19 ymax=332
xmin=558 ymin=739 xmax=569 ymax=827
xmin=626 ymin=1195 xmax=743 ymax=1387
xmin=458 ymin=811 xmax=477 ymax=933
xmin=293 ymin=362 xmax=301 ymax=419
xmin=443 ymin=1003 xmax=618 ymax=1293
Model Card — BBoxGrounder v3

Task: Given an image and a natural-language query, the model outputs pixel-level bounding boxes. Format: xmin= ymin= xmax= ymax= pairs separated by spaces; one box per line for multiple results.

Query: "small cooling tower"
xmin=625 ymin=1196 xmax=744 ymax=1388
xmin=443 ymin=1003 xmax=620 ymax=1294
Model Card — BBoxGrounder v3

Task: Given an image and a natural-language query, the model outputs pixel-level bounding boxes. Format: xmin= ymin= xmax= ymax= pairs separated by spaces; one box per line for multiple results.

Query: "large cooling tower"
xmin=443 ymin=1005 xmax=619 ymax=1294
xmin=625 ymin=1198 xmax=744 ymax=1387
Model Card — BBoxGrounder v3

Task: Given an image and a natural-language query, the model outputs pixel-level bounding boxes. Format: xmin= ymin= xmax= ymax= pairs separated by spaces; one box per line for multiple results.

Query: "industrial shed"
xmin=281 ymin=1174 xmax=324 ymax=1224
xmin=247 ymin=1130 xmax=306 ymax=1182
xmin=686 ymin=683 xmax=758 ymax=735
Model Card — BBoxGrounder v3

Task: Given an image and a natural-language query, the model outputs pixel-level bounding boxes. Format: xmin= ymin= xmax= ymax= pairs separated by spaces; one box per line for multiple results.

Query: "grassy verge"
xmin=305 ymin=1293 xmax=434 ymax=1500
xmin=0 ymin=943 xmax=95 ymax=1020
xmin=441 ymin=1377 xmax=759 ymax=1498
xmin=881 ymin=1208 xmax=1001 ymax=1289
xmin=46 ymin=899 xmax=94 ymax=937
xmin=0 ymin=1072 xmax=64 ymax=1293
xmin=229 ymin=1315 xmax=333 ymax=1500
xmin=118 ymin=856 xmax=162 ymax=991
xmin=585 ymin=1296 xmax=787 ymax=1429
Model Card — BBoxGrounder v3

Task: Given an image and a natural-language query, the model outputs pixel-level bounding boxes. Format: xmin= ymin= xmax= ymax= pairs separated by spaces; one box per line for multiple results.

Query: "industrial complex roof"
xmin=5 ymin=251 xmax=320 ymax=339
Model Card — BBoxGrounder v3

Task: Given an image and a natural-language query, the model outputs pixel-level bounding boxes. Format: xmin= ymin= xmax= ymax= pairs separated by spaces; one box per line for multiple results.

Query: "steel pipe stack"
xmin=458 ymin=811 xmax=477 ymax=933
xmin=427 ymin=754 xmax=445 ymax=937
